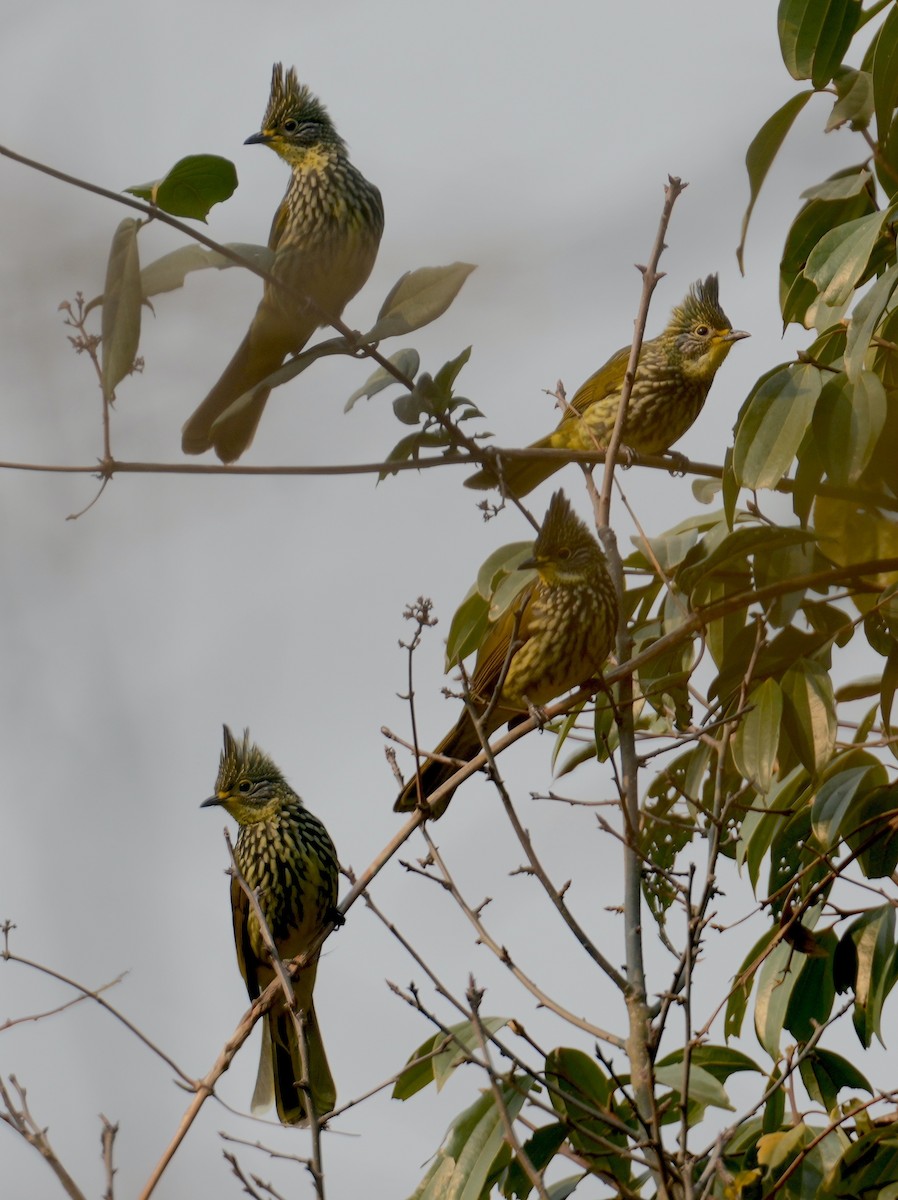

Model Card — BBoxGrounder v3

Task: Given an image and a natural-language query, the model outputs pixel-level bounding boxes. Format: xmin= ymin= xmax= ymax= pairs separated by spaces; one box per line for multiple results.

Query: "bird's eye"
xmin=237 ymin=780 xmax=252 ymax=794
xmin=558 ymin=547 xmax=572 ymax=560
xmin=695 ymin=325 xmax=710 ymax=337
xmin=283 ymin=118 xmax=298 ymax=133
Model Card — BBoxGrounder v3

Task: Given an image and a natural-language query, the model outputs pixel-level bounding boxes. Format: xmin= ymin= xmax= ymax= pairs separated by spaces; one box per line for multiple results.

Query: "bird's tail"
xmin=394 ymin=714 xmax=483 ymax=819
xmin=182 ymin=308 xmax=311 ymax=462
xmin=253 ymin=957 xmax=335 ymax=1125
xmin=254 ymin=1002 xmax=335 ymax=1126
xmin=464 ymin=433 xmax=564 ymax=498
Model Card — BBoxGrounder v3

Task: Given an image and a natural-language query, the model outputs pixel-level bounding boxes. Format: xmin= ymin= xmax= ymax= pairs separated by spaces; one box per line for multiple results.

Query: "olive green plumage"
xmin=202 ymin=725 xmax=339 ymax=1124
xmin=466 ymin=275 xmax=748 ymax=497
xmin=395 ymin=491 xmax=618 ymax=818
xmin=182 ymin=63 xmax=384 ymax=462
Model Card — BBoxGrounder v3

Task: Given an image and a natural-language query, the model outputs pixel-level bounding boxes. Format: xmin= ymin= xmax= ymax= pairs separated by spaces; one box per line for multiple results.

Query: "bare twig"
xmin=100 ymin=1115 xmax=118 ymax=1200
xmin=467 ymin=978 xmax=551 ymax=1200
xmin=0 ymin=1075 xmax=88 ymax=1200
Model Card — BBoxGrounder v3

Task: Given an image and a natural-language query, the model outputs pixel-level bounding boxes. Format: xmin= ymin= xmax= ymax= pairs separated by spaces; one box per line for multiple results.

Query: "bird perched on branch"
xmin=395 ymin=491 xmax=618 ymax=818
xmin=182 ymin=63 xmax=384 ymax=462
xmin=202 ymin=726 xmax=340 ymax=1124
xmin=465 ymin=275 xmax=748 ymax=497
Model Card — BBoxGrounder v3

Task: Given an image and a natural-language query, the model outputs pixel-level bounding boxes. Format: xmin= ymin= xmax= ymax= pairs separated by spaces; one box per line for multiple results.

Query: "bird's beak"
xmin=200 ymin=795 xmax=222 ymax=809
xmin=724 ymin=329 xmax=750 ymax=344
xmin=518 ymin=555 xmax=540 ymax=571
xmin=244 ymin=130 xmax=273 ymax=146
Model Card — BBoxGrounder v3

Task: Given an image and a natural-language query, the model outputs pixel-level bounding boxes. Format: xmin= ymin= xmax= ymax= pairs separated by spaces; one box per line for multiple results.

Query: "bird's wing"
xmin=231 ymin=873 xmax=259 ymax=1000
xmin=468 ymin=581 xmax=539 ymax=707
xmin=566 ymin=344 xmax=629 ymax=418
xmin=267 ymin=198 xmax=290 ymax=252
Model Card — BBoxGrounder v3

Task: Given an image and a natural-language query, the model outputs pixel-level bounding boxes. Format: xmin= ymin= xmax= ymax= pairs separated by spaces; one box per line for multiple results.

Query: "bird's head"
xmin=521 ymin=490 xmax=605 ymax=586
xmin=200 ymin=725 xmax=288 ymax=824
xmin=665 ymin=275 xmax=749 ymax=382
xmin=245 ymin=63 xmax=346 ymax=167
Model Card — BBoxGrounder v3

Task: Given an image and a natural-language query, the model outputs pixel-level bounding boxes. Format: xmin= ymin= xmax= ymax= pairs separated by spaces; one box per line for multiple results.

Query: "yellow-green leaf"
xmin=732 ymin=678 xmax=783 ymax=794
xmin=733 ymin=363 xmax=823 ymax=489
xmin=101 ymin=218 xmax=142 ymax=401
xmin=365 ymin=263 xmax=476 ymax=341
xmin=738 ymin=92 xmax=813 ymax=271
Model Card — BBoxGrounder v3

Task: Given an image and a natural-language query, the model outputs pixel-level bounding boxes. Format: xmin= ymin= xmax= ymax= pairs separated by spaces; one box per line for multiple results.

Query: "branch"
xmin=0 ymin=1075 xmax=88 ymax=1200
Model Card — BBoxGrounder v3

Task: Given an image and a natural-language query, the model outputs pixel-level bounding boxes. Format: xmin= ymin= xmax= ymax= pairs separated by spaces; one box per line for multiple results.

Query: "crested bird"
xmin=395 ymin=491 xmax=618 ymax=817
xmin=202 ymin=725 xmax=339 ymax=1123
xmin=182 ymin=63 xmax=384 ymax=462
xmin=465 ymin=275 xmax=748 ymax=497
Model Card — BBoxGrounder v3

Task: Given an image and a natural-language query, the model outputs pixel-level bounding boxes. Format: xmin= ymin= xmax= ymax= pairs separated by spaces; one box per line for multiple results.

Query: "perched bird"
xmin=182 ymin=63 xmax=385 ymax=462
xmin=395 ymin=491 xmax=618 ymax=818
xmin=202 ymin=726 xmax=340 ymax=1124
xmin=465 ymin=275 xmax=748 ymax=497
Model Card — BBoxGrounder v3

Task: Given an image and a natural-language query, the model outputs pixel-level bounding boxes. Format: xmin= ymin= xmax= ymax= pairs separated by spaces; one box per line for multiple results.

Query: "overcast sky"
xmin=1 ymin=3 xmax=886 ymax=1197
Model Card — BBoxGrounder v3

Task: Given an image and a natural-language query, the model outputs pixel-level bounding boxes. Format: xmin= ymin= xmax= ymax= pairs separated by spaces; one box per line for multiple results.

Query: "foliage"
xmin=7 ymin=3 xmax=898 ymax=1198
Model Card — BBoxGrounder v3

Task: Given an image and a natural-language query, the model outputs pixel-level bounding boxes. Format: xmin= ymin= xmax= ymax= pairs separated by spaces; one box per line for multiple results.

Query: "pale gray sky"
xmin=1 ymin=3 xmax=882 ymax=1197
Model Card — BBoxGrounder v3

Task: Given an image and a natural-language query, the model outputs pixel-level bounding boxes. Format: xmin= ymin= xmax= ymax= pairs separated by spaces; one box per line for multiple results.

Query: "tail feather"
xmin=395 ymin=715 xmax=482 ymax=818
xmin=258 ymin=1003 xmax=335 ymax=1125
xmin=464 ymin=433 xmax=565 ymax=499
xmin=182 ymin=306 xmax=315 ymax=461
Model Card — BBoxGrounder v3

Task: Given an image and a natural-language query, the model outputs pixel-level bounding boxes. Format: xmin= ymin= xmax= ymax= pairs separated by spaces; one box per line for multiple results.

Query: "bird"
xmin=201 ymin=725 xmax=340 ymax=1124
xmin=465 ymin=275 xmax=748 ymax=497
xmin=182 ymin=63 xmax=385 ymax=462
xmin=395 ymin=490 xmax=618 ymax=818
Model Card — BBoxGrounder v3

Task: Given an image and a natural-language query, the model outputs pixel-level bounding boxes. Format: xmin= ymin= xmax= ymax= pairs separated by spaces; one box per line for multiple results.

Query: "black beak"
xmin=244 ymin=131 xmax=271 ymax=146
xmin=200 ymin=795 xmax=221 ymax=809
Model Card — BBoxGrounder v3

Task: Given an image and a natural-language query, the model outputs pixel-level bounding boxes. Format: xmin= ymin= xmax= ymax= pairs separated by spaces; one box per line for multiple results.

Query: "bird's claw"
xmin=664 ymin=450 xmax=689 ymax=476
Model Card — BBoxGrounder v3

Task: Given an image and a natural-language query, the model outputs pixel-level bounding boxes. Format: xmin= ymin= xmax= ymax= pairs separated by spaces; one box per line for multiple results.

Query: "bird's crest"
xmin=217 ymin=725 xmax=283 ymax=790
xmin=261 ymin=63 xmax=338 ymax=142
xmin=535 ymin=491 xmax=596 ymax=560
xmin=672 ymin=274 xmax=731 ymax=333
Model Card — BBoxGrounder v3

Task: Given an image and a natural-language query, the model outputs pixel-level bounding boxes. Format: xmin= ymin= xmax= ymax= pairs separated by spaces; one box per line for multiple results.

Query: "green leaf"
xmin=392 ymin=1018 xmax=510 ymax=1100
xmin=798 ymin=1047 xmax=872 ymax=1112
xmin=755 ymin=938 xmax=799 ymax=1057
xmin=365 ymin=263 xmax=476 ymax=341
xmin=653 ymin=1063 xmax=733 ymax=1111
xmin=725 ymin=926 xmax=779 ymax=1039
xmin=409 ymin=1080 xmax=530 ymax=1200
xmin=732 ymin=678 xmax=783 ymax=794
xmin=784 ymin=928 xmax=837 ymax=1039
xmin=846 ymin=904 xmax=898 ymax=1046
xmin=733 ymin=363 xmax=823 ymax=489
xmin=781 ymin=659 xmax=836 ymax=775
xmin=500 ymin=1124 xmax=567 ymax=1199
xmin=826 ymin=67 xmax=875 ymax=131
xmin=850 ymin=784 xmax=898 ymax=879
xmin=778 ymin=0 xmax=860 ymax=87
xmin=545 ymin=1049 xmax=632 ymax=1182
xmin=100 ymin=218 xmax=142 ymax=401
xmin=873 ymin=4 xmax=898 ymax=147
xmin=814 ymin=370 xmax=887 ymax=486
xmin=800 ymin=167 xmax=872 ymax=202
xmin=811 ymin=763 xmax=882 ymax=849
xmin=813 ymin=495 xmax=898 ymax=596
xmin=434 ymin=346 xmax=472 ymax=393
xmin=738 ymin=91 xmax=814 ymax=271
xmin=844 ymin=261 xmax=898 ymax=380
xmin=445 ymin=589 xmax=490 ymax=671
xmin=805 ymin=209 xmax=892 ymax=307
xmin=126 ymin=154 xmax=238 ymax=221
xmin=138 ymin=242 xmax=273 ymax=298
xmin=344 ymin=349 xmax=420 ymax=411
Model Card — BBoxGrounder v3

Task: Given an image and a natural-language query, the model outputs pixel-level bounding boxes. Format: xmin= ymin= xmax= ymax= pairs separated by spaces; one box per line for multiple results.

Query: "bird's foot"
xmin=663 ymin=450 xmax=690 ymax=476
xmin=525 ymin=699 xmax=550 ymax=728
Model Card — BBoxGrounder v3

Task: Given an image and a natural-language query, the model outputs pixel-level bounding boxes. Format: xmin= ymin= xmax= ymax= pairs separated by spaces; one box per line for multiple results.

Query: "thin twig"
xmin=467 ymin=978 xmax=551 ymax=1200
xmin=0 ymin=1075 xmax=88 ymax=1200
